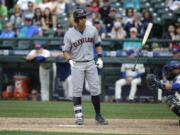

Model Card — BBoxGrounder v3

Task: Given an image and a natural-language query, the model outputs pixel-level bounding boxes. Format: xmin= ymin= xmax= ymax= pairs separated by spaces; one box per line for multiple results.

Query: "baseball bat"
xmin=132 ymin=23 xmax=153 ymax=71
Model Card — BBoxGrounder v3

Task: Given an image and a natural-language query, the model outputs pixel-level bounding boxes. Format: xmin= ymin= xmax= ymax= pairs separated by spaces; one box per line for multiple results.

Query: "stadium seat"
xmin=48 ymin=38 xmax=63 ymax=50
xmin=153 ymin=17 xmax=161 ymax=24
xmin=154 ymin=2 xmax=166 ymax=9
xmin=162 ymin=13 xmax=175 ymax=21
xmin=43 ymin=29 xmax=55 ymax=37
xmin=1 ymin=40 xmax=16 ymax=49
xmin=17 ymin=40 xmax=32 ymax=50
xmin=101 ymin=39 xmax=116 ymax=51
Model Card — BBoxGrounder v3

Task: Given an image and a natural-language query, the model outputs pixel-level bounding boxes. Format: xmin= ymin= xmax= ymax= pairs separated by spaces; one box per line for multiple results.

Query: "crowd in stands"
xmin=0 ymin=0 xmax=179 ymax=41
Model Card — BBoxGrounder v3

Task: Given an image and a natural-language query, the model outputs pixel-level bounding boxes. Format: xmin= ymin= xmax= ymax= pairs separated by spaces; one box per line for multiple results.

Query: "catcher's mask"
xmin=73 ymin=9 xmax=88 ymax=23
xmin=162 ymin=60 xmax=180 ymax=79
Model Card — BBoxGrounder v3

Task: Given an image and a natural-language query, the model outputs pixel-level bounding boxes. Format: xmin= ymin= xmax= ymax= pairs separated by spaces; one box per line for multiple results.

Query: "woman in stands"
xmin=41 ymin=7 xmax=57 ymax=31
xmin=33 ymin=8 xmax=43 ymax=28
xmin=9 ymin=4 xmax=23 ymax=30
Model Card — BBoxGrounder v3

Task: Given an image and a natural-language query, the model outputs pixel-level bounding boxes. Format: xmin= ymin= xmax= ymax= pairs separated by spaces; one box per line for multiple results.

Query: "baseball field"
xmin=0 ymin=100 xmax=179 ymax=135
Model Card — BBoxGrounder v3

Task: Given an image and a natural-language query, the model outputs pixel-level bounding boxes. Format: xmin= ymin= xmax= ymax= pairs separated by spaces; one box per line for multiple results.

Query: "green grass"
xmin=0 ymin=101 xmax=177 ymax=119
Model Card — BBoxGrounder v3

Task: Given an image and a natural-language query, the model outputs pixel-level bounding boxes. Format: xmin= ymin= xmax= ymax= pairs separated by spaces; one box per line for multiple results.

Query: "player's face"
xmin=78 ymin=16 xmax=86 ymax=27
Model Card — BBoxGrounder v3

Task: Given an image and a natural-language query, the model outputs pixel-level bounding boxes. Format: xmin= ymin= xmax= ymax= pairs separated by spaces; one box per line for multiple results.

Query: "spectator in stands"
xmin=33 ymin=8 xmax=43 ymax=28
xmin=115 ymin=50 xmax=145 ymax=102
xmin=99 ymin=0 xmax=111 ymax=26
xmin=38 ymin=0 xmax=52 ymax=12
xmin=161 ymin=24 xmax=176 ymax=50
xmin=0 ymin=0 xmax=8 ymax=32
xmin=53 ymin=23 xmax=64 ymax=37
xmin=9 ymin=5 xmax=23 ymax=30
xmin=166 ymin=0 xmax=180 ymax=11
xmin=110 ymin=21 xmax=126 ymax=40
xmin=17 ymin=0 xmax=35 ymax=11
xmin=132 ymin=13 xmax=143 ymax=38
xmin=17 ymin=14 xmax=42 ymax=38
xmin=49 ymin=0 xmax=58 ymax=14
xmin=93 ymin=19 xmax=106 ymax=39
xmin=162 ymin=24 xmax=176 ymax=40
xmin=41 ymin=7 xmax=57 ymax=30
xmin=122 ymin=27 xmax=141 ymax=50
xmin=75 ymin=0 xmax=88 ymax=6
xmin=89 ymin=1 xmax=99 ymax=15
xmin=170 ymin=23 xmax=180 ymax=58
xmin=55 ymin=0 xmax=71 ymax=15
xmin=141 ymin=10 xmax=153 ymax=35
xmin=26 ymin=43 xmax=52 ymax=101
xmin=103 ymin=7 xmax=117 ymax=34
xmin=0 ymin=22 xmax=16 ymax=38
xmin=22 ymin=1 xmax=35 ymax=19
xmin=123 ymin=0 xmax=140 ymax=11
xmin=124 ymin=8 xmax=135 ymax=37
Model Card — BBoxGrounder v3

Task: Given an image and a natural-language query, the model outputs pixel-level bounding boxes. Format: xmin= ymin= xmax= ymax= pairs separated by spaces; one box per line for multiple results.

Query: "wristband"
xmin=97 ymin=54 xmax=102 ymax=58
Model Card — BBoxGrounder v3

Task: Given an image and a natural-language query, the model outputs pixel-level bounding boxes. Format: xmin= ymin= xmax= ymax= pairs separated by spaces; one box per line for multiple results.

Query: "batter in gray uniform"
xmin=62 ymin=8 xmax=108 ymax=125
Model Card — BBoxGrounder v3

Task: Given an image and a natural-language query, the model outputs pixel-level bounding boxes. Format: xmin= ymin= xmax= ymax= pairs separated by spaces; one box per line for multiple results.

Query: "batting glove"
xmin=97 ymin=58 xmax=103 ymax=69
xmin=69 ymin=59 xmax=76 ymax=67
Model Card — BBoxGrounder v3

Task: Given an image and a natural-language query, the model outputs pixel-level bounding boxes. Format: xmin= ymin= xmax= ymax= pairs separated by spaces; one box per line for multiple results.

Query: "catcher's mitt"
xmin=146 ymin=74 xmax=165 ymax=90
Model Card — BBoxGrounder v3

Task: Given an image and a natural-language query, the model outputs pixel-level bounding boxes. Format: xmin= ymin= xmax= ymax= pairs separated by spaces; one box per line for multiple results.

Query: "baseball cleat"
xmin=75 ymin=117 xmax=84 ymax=125
xmin=95 ymin=114 xmax=108 ymax=125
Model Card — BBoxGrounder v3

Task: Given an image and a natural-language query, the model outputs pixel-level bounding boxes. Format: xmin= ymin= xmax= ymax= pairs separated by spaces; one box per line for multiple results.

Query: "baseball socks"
xmin=91 ymin=95 xmax=108 ymax=125
xmin=73 ymin=97 xmax=84 ymax=125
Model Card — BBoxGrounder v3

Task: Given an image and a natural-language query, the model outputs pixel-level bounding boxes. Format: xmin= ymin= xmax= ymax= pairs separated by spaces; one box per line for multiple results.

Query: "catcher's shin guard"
xmin=166 ymin=95 xmax=180 ymax=117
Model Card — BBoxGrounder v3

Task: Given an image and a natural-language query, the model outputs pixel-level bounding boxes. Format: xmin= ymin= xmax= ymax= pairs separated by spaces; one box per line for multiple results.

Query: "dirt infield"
xmin=0 ymin=117 xmax=180 ymax=135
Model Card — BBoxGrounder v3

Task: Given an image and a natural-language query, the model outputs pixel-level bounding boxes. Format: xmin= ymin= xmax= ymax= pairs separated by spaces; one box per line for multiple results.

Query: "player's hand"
xmin=69 ymin=59 xmax=76 ymax=67
xmin=97 ymin=58 xmax=103 ymax=69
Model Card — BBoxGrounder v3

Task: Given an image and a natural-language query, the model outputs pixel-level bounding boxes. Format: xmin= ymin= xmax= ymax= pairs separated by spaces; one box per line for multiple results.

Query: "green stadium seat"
xmin=154 ymin=2 xmax=166 ymax=9
xmin=48 ymin=39 xmax=63 ymax=50
xmin=17 ymin=40 xmax=32 ymax=50
xmin=153 ymin=17 xmax=161 ymax=24
xmin=162 ymin=13 xmax=175 ymax=20
xmin=1 ymin=40 xmax=16 ymax=49
xmin=150 ymin=0 xmax=164 ymax=4
xmin=101 ymin=39 xmax=116 ymax=51
xmin=43 ymin=29 xmax=55 ymax=37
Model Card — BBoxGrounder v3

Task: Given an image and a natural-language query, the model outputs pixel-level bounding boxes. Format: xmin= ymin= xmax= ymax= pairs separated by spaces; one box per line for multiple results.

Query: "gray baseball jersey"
xmin=63 ymin=25 xmax=101 ymax=97
xmin=62 ymin=25 xmax=101 ymax=61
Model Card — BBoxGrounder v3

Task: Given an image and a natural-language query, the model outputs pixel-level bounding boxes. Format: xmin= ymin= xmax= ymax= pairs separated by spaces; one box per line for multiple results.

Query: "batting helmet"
xmin=73 ymin=9 xmax=88 ymax=22
xmin=162 ymin=60 xmax=180 ymax=79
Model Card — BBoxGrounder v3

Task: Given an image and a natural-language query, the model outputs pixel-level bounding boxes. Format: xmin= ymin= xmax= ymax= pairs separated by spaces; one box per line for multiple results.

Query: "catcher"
xmin=147 ymin=60 xmax=180 ymax=124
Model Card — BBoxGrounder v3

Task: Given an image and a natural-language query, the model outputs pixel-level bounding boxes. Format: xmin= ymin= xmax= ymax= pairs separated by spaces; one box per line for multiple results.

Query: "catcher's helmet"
xmin=162 ymin=60 xmax=180 ymax=79
xmin=73 ymin=9 xmax=88 ymax=22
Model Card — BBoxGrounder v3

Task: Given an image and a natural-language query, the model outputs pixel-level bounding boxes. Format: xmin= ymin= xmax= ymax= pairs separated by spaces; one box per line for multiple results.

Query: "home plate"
xmin=58 ymin=124 xmax=81 ymax=128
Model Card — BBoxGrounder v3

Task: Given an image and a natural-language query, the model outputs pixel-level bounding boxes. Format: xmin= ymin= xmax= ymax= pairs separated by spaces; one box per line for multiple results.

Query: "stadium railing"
xmin=0 ymin=38 xmax=179 ymax=101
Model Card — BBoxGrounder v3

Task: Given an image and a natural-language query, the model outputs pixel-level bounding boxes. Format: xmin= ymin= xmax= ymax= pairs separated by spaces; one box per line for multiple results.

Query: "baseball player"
xmin=147 ymin=60 xmax=180 ymax=124
xmin=26 ymin=44 xmax=52 ymax=101
xmin=115 ymin=50 xmax=145 ymax=102
xmin=62 ymin=8 xmax=108 ymax=125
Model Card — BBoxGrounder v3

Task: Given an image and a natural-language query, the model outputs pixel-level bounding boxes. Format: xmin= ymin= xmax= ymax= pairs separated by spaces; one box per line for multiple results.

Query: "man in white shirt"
xmin=26 ymin=43 xmax=52 ymax=101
